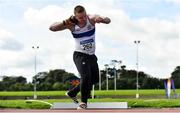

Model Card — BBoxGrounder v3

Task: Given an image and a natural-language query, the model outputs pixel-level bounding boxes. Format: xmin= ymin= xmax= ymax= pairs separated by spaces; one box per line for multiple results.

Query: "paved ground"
xmin=1 ymin=108 xmax=180 ymax=113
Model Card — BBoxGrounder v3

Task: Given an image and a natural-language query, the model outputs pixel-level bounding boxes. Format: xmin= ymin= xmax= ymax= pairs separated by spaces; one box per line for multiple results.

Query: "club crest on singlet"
xmin=71 ymin=17 xmax=96 ymax=55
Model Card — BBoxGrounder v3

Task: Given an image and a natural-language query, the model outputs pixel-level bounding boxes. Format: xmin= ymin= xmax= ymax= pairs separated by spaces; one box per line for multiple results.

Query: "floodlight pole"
xmin=99 ymin=70 xmax=101 ymax=91
xmin=32 ymin=46 xmax=39 ymax=99
xmin=111 ymin=60 xmax=118 ymax=91
xmin=134 ymin=40 xmax=140 ymax=99
xmin=104 ymin=64 xmax=109 ymax=91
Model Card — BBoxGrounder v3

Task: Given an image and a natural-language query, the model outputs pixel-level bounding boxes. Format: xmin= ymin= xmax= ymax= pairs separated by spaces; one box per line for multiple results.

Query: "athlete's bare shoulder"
xmin=87 ymin=14 xmax=97 ymax=26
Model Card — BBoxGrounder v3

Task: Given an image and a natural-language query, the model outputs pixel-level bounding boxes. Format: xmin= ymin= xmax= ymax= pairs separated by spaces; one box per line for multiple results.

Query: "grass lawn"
xmin=1 ymin=98 xmax=180 ymax=109
xmin=0 ymin=89 xmax=179 ymax=109
xmin=0 ymin=89 xmax=169 ymax=96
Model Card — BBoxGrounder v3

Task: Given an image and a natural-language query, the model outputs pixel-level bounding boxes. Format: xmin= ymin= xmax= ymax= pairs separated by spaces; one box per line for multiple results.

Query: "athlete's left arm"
xmin=92 ymin=15 xmax=111 ymax=24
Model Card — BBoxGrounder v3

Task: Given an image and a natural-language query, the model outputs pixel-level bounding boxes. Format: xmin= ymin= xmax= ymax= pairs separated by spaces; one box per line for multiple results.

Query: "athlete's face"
xmin=75 ymin=11 xmax=87 ymax=23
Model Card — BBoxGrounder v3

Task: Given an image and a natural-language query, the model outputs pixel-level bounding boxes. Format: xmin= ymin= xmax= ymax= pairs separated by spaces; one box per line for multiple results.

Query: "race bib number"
xmin=80 ymin=39 xmax=94 ymax=51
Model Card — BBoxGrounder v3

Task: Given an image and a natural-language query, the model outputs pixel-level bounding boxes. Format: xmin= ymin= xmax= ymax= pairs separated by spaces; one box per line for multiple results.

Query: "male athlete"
xmin=49 ymin=5 xmax=111 ymax=109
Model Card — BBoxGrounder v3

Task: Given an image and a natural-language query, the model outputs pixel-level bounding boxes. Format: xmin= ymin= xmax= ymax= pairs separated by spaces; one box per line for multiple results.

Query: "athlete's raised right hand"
xmin=49 ymin=15 xmax=78 ymax=31
xmin=63 ymin=16 xmax=78 ymax=26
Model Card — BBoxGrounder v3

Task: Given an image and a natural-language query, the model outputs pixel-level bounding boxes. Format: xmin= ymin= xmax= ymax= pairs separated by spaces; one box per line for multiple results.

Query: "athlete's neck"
xmin=78 ymin=20 xmax=87 ymax=28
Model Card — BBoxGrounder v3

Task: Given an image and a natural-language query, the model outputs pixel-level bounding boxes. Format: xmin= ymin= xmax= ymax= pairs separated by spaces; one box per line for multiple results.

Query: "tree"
xmin=53 ymin=82 xmax=65 ymax=90
xmin=0 ymin=76 xmax=27 ymax=91
xmin=32 ymin=69 xmax=77 ymax=91
xmin=171 ymin=66 xmax=180 ymax=88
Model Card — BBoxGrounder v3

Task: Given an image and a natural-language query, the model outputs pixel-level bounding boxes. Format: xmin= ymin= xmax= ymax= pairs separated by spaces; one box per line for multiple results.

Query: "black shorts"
xmin=73 ymin=51 xmax=99 ymax=84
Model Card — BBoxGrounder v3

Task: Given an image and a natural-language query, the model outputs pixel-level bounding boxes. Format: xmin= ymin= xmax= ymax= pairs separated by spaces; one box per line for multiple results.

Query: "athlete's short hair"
xmin=74 ymin=5 xmax=86 ymax=14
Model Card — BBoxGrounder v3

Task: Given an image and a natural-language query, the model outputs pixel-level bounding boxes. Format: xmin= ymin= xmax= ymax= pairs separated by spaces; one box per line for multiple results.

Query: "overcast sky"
xmin=0 ymin=0 xmax=180 ymax=82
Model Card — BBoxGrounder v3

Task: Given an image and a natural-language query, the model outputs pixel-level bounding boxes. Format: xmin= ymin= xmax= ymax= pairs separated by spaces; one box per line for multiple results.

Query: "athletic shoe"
xmin=65 ymin=92 xmax=79 ymax=104
xmin=77 ymin=102 xmax=87 ymax=110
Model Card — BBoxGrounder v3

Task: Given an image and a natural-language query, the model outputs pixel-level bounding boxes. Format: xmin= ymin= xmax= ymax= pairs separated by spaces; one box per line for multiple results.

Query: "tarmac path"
xmin=1 ymin=108 xmax=180 ymax=113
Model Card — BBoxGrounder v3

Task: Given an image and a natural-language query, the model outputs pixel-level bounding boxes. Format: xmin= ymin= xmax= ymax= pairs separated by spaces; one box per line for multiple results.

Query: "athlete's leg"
xmin=67 ymin=84 xmax=80 ymax=97
xmin=73 ymin=52 xmax=92 ymax=104
xmin=91 ymin=55 xmax=99 ymax=85
xmin=66 ymin=84 xmax=80 ymax=104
